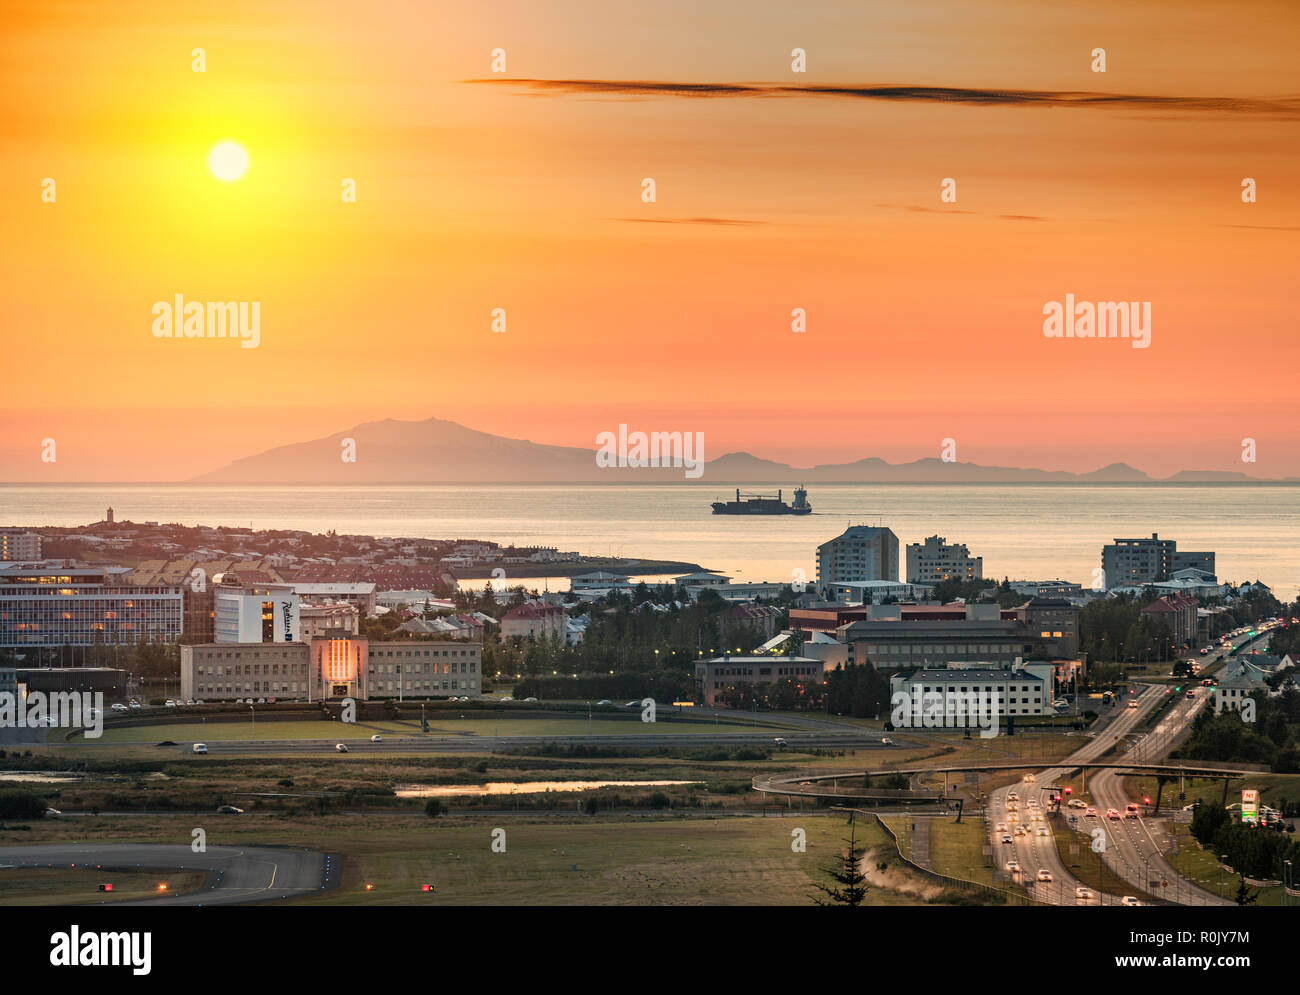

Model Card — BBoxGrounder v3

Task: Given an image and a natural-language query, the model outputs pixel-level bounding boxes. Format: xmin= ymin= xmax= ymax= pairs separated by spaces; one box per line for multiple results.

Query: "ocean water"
xmin=2 ymin=483 xmax=1298 ymax=598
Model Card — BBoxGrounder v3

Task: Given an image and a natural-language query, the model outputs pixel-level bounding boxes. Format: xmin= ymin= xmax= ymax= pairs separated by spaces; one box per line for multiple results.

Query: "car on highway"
xmin=1121 ymin=896 xmax=1141 ymax=906
xmin=1007 ymin=792 xmax=1018 ymax=802
xmin=128 ymin=701 xmax=141 ymax=709
xmin=217 ymin=805 xmax=243 ymax=814
xmin=524 ymin=697 xmax=539 ymax=703
xmin=1030 ymin=813 xmax=1044 ymax=822
xmin=1067 ymin=799 xmax=1087 ymax=809
xmin=1004 ymin=860 xmax=1020 ymax=873
xmin=1006 ymin=813 xmax=1018 ymax=823
xmin=165 ymin=699 xmax=178 ymax=707
xmin=370 ymin=735 xmax=383 ymax=743
xmin=1125 ymin=803 xmax=1140 ymax=818
xmin=335 ymin=743 xmax=349 ymax=753
xmin=44 ymin=808 xmax=62 ymax=817
xmin=995 ymin=821 xmax=1007 ymax=832
xmin=1037 ymin=870 xmax=1053 ymax=882
xmin=1127 ymin=701 xmax=1139 ymax=708
xmin=192 ymin=743 xmax=208 ymax=754
xmin=596 ymin=700 xmax=613 ymax=706
xmin=880 ymin=737 xmax=895 ymax=745
xmin=1107 ymin=808 xmax=1121 ymax=820
xmin=1185 ymin=688 xmax=1196 ymax=698
xmin=1006 ymin=801 xmax=1018 ymax=811
xmin=1001 ymin=834 xmax=1014 ymax=844
xmin=1022 ymin=774 xmax=1035 ymax=783
xmin=1086 ymin=806 xmax=1098 ymax=817
xmin=1076 ymin=887 xmax=1095 ymax=902
xmin=773 ymin=737 xmax=788 ymax=747
xmin=111 ymin=702 xmax=128 ymax=712
xmin=1035 ymin=827 xmax=1050 ymax=837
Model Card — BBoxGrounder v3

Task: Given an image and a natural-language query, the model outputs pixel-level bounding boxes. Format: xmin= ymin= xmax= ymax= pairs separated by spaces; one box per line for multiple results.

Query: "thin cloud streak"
xmin=467 ymin=78 xmax=1300 ymax=117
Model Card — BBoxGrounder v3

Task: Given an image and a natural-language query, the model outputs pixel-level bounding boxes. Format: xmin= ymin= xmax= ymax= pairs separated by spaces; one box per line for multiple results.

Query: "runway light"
xmin=365 ymin=882 xmax=374 ymax=890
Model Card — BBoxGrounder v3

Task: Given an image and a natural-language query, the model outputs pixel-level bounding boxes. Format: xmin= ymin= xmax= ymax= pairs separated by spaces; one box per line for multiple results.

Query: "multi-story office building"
xmin=0 ymin=531 xmax=42 ymax=562
xmin=816 ymin=525 xmax=899 ymax=593
xmin=1101 ymin=533 xmax=1215 ymax=588
xmin=181 ymin=637 xmax=482 ymax=701
xmin=300 ymin=602 xmax=360 ymax=638
xmin=1015 ymin=598 xmax=1080 ymax=659
xmin=905 ymin=535 xmax=982 ymax=585
xmin=0 ymin=566 xmax=182 ymax=649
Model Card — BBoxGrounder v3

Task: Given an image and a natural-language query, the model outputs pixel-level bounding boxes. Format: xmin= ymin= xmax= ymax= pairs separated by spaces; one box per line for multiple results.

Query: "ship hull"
xmin=711 ymin=502 xmax=812 ymax=515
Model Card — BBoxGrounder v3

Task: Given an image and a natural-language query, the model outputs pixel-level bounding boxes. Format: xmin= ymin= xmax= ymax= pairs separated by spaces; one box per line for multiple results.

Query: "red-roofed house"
xmin=500 ymin=602 xmax=566 ymax=642
xmin=1141 ymin=593 xmax=1199 ymax=648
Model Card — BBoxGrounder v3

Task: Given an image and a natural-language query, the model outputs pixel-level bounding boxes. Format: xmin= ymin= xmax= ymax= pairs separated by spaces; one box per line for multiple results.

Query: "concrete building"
xmin=568 ymin=572 xmax=633 ymax=599
xmin=289 ymin=582 xmax=376 ymax=615
xmin=889 ymin=664 xmax=1052 ymax=725
xmin=0 ymin=531 xmax=42 ymax=562
xmin=1101 ymin=533 xmax=1215 ymax=589
xmin=300 ymin=602 xmax=360 ymax=638
xmin=718 ymin=603 xmax=783 ymax=643
xmin=181 ymin=637 xmax=482 ymax=701
xmin=1015 ymin=598 xmax=1080 ymax=660
xmin=500 ymin=602 xmax=566 ymax=642
xmin=0 ymin=566 xmax=182 ymax=649
xmin=698 ymin=582 xmax=798 ymax=602
xmin=816 ymin=525 xmax=899 ymax=593
xmin=1007 ymin=580 xmax=1085 ymax=599
xmin=906 ymin=535 xmax=982 ymax=585
xmin=214 ymin=584 xmax=300 ymax=644
xmin=824 ymin=580 xmax=935 ymax=604
xmin=694 ymin=655 xmax=827 ymax=707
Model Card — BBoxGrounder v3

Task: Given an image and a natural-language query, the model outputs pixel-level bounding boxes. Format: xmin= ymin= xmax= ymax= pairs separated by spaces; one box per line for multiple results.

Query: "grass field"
xmin=0 ymin=811 xmax=940 ymax=905
xmin=83 ymin=716 xmax=793 ymax=744
xmin=0 ymin=866 xmax=206 ymax=905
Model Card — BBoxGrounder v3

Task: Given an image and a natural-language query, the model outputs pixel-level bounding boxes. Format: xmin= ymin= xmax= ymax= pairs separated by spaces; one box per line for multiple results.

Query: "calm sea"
xmin=2 ymin=483 xmax=1298 ymax=598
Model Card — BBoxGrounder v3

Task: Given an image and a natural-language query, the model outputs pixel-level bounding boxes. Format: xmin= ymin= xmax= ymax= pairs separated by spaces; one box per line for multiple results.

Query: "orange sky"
xmin=2 ymin=0 xmax=1298 ymax=480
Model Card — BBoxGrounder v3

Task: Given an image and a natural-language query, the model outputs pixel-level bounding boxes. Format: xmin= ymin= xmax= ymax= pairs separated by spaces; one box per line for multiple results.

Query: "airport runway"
xmin=0 ymin=843 xmax=333 ymax=905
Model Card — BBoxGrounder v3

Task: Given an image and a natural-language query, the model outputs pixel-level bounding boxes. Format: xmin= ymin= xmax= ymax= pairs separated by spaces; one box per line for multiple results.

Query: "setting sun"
xmin=208 ymin=141 xmax=248 ymax=181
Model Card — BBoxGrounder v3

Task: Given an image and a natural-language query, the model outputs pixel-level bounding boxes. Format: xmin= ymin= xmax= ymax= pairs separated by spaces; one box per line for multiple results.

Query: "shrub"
xmin=425 ymin=798 xmax=443 ymax=818
xmin=0 ymin=791 xmax=46 ymax=820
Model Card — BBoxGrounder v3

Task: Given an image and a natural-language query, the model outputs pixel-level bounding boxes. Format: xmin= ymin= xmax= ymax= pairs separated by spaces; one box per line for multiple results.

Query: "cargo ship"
xmin=711 ymin=486 xmax=812 ymax=515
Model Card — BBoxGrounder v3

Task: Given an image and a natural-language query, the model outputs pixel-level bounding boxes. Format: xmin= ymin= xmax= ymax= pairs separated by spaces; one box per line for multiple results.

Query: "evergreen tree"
xmin=812 ymin=818 xmax=870 ymax=906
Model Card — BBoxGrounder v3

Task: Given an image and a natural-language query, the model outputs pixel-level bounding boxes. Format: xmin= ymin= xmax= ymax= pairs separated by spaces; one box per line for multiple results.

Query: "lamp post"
xmin=249 ymin=703 xmax=254 ymax=735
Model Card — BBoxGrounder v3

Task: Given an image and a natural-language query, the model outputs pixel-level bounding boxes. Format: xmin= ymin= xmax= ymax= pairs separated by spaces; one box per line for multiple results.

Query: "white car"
xmin=165 ymin=700 xmax=178 ymax=708
xmin=1037 ymin=870 xmax=1053 ymax=882
xmin=1121 ymin=896 xmax=1141 ymax=907
xmin=1005 ymin=861 xmax=1020 ymax=873
xmin=1076 ymin=886 xmax=1095 ymax=901
xmin=110 ymin=703 xmax=128 ymax=712
xmin=128 ymin=701 xmax=141 ymax=710
xmin=525 ymin=697 xmax=539 ymax=702
xmin=370 ymin=735 xmax=383 ymax=743
xmin=881 ymin=737 xmax=895 ymax=745
xmin=773 ymin=738 xmax=788 ymax=747
xmin=995 ymin=822 xmax=1007 ymax=833
xmin=596 ymin=700 xmax=613 ymax=706
xmin=335 ymin=743 xmax=349 ymax=753
xmin=500 ymin=696 xmax=514 ymax=702
xmin=1001 ymin=834 xmax=1014 ymax=844
xmin=1035 ymin=827 xmax=1050 ymax=837
xmin=192 ymin=743 xmax=208 ymax=754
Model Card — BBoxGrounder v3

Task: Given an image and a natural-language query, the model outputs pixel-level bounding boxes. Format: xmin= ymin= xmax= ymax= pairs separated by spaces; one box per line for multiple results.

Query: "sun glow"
xmin=208 ymin=141 xmax=248 ymax=181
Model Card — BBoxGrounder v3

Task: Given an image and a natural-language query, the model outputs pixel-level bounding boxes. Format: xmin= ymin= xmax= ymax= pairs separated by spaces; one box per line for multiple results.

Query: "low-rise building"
xmin=181 ymin=637 xmax=482 ymax=701
xmin=500 ymin=602 xmax=566 ymax=642
xmin=694 ymin=655 xmax=827 ymax=707
xmin=889 ymin=663 xmax=1052 ymax=725
xmin=1141 ymin=593 xmax=1199 ymax=649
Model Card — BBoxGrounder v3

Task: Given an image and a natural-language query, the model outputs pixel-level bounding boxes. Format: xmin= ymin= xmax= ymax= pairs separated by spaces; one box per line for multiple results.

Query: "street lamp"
xmin=249 ymin=703 xmax=255 ymax=734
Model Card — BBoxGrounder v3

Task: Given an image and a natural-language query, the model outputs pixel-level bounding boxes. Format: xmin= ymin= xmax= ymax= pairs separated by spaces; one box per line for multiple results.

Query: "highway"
xmin=986 ymin=682 xmax=1168 ymax=906
xmin=0 ymin=843 xmax=333 ymax=905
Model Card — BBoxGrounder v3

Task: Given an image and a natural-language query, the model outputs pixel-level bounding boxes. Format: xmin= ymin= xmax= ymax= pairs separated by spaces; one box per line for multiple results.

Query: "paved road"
xmin=986 ymin=683 xmax=1168 ymax=906
xmin=0 ymin=843 xmax=332 ymax=905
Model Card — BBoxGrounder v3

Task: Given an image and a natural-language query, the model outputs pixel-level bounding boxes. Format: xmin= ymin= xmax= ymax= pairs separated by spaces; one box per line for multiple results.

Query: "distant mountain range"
xmin=191 ymin=416 xmax=1297 ymax=484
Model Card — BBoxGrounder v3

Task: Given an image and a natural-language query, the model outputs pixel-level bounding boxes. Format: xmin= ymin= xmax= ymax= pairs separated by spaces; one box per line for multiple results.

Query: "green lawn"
xmin=0 ymin=866 xmax=206 ymax=905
